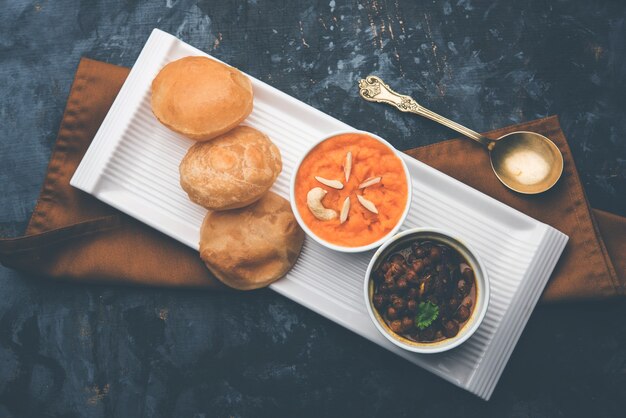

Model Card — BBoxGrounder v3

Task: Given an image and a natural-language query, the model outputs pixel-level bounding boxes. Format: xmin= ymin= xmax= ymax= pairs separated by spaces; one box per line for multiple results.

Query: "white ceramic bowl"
xmin=364 ymin=227 xmax=490 ymax=353
xmin=289 ymin=130 xmax=412 ymax=253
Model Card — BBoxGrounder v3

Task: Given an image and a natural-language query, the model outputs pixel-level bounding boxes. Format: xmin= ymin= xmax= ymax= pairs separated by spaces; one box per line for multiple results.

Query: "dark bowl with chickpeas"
xmin=364 ymin=227 xmax=490 ymax=353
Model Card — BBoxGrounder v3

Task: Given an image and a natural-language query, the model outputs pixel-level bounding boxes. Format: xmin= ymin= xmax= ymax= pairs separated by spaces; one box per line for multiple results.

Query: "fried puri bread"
xmin=179 ymin=126 xmax=282 ymax=210
xmin=199 ymin=192 xmax=305 ymax=290
xmin=151 ymin=56 xmax=253 ymax=141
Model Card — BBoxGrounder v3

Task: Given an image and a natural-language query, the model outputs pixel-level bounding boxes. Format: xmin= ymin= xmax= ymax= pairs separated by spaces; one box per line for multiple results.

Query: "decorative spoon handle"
xmin=358 ymin=75 xmax=494 ymax=149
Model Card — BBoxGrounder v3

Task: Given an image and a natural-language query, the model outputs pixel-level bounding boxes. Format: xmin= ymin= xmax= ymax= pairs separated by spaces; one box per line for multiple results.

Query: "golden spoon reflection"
xmin=358 ymin=75 xmax=564 ymax=194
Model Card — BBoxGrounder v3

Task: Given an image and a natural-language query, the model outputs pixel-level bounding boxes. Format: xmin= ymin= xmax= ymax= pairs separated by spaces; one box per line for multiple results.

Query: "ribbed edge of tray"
xmin=71 ymin=29 xmax=177 ymax=192
xmin=470 ymin=226 xmax=568 ymax=399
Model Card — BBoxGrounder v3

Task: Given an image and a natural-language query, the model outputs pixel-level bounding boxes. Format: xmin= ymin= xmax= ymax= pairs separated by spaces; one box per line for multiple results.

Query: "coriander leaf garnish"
xmin=415 ymin=301 xmax=439 ymax=330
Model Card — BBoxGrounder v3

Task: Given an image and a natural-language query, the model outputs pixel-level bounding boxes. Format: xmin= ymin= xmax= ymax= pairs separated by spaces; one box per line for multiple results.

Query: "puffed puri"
xmin=199 ymin=191 xmax=305 ymax=290
xmin=151 ymin=56 xmax=253 ymax=141
xmin=179 ymin=125 xmax=282 ymax=210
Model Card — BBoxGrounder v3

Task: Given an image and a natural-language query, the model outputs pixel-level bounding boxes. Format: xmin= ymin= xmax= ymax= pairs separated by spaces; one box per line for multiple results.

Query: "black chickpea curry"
xmin=371 ymin=239 xmax=477 ymax=343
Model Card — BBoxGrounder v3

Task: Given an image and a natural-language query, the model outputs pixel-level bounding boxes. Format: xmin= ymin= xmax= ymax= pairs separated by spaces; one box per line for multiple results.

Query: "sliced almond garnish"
xmin=344 ymin=152 xmax=352 ymax=182
xmin=315 ymin=176 xmax=344 ymax=189
xmin=307 ymin=187 xmax=338 ymax=221
xmin=358 ymin=176 xmax=382 ymax=189
xmin=357 ymin=194 xmax=378 ymax=214
xmin=339 ymin=196 xmax=350 ymax=224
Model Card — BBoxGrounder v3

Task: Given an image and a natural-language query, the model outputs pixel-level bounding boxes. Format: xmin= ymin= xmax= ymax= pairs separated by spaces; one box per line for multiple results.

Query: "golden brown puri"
xmin=199 ymin=192 xmax=305 ymax=290
xmin=179 ymin=125 xmax=282 ymax=210
xmin=151 ymin=56 xmax=253 ymax=141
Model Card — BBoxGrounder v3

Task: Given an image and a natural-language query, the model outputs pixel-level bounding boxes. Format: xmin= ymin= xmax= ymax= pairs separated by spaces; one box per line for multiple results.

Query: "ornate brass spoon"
xmin=358 ymin=75 xmax=564 ymax=194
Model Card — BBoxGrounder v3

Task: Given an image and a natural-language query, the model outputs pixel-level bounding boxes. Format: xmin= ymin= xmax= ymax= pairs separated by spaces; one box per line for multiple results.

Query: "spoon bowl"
xmin=490 ymin=131 xmax=563 ymax=194
xmin=358 ymin=75 xmax=564 ymax=194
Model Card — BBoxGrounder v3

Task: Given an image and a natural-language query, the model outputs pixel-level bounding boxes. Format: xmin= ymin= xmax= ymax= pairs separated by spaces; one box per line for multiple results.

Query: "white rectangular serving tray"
xmin=71 ymin=29 xmax=568 ymax=400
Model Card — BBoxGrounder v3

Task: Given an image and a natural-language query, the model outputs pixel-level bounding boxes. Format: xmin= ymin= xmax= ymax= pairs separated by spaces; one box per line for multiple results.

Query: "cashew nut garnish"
xmin=307 ymin=187 xmax=338 ymax=221
xmin=315 ymin=176 xmax=344 ymax=189
xmin=357 ymin=194 xmax=378 ymax=214
xmin=358 ymin=176 xmax=382 ymax=189
xmin=344 ymin=152 xmax=352 ymax=182
xmin=339 ymin=196 xmax=350 ymax=224
xmin=308 ymin=151 xmax=382 ymax=223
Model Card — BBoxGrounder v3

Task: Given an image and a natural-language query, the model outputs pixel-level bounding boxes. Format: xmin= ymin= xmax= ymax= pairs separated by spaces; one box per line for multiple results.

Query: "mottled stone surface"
xmin=0 ymin=0 xmax=625 ymax=416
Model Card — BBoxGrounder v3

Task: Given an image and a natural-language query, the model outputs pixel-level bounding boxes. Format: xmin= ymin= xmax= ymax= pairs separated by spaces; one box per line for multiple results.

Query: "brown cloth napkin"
xmin=0 ymin=58 xmax=624 ymax=302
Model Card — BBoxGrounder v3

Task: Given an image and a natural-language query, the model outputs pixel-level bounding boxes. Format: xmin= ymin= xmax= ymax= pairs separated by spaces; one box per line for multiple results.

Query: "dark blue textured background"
xmin=1 ymin=1 xmax=625 ymax=416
